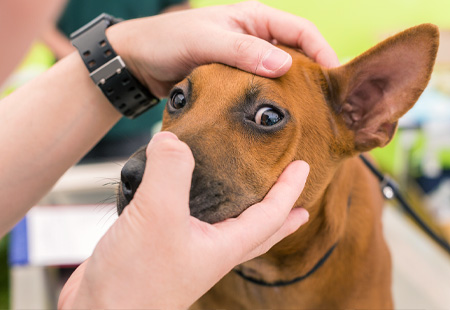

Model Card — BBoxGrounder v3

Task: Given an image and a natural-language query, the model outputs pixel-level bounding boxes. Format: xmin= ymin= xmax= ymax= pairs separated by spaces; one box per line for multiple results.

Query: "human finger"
xmin=58 ymin=259 xmax=89 ymax=308
xmin=214 ymin=160 xmax=310 ymax=261
xmin=131 ymin=131 xmax=194 ymax=226
xmin=192 ymin=30 xmax=293 ymax=78
xmin=240 ymin=207 xmax=309 ymax=262
xmin=233 ymin=1 xmax=340 ymax=68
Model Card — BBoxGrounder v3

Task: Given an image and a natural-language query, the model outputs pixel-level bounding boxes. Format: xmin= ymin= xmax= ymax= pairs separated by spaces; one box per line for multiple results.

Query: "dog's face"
xmin=118 ymin=55 xmax=342 ymax=223
xmin=117 ymin=24 xmax=438 ymax=223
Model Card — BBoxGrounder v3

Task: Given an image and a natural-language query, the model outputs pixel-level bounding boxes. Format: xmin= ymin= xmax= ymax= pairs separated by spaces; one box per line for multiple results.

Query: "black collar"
xmin=234 ymin=177 xmax=354 ymax=287
xmin=233 ymin=242 xmax=338 ymax=287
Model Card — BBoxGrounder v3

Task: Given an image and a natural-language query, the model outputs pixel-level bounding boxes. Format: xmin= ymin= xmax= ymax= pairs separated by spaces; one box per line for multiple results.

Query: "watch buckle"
xmin=89 ymin=55 xmax=126 ymax=85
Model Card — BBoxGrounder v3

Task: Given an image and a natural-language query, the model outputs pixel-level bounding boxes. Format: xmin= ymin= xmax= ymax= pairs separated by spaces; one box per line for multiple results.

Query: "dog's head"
xmin=117 ymin=24 xmax=438 ymax=223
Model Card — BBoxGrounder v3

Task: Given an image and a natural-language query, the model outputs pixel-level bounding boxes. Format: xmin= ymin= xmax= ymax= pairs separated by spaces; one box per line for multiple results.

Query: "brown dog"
xmin=117 ymin=24 xmax=439 ymax=309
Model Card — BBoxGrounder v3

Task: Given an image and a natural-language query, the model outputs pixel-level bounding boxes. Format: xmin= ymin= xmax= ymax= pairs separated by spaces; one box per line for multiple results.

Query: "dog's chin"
xmin=190 ymin=201 xmax=248 ymax=224
xmin=189 ymin=187 xmax=259 ymax=224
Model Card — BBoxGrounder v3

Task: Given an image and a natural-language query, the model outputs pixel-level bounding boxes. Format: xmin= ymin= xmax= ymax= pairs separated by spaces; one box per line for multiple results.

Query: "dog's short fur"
xmin=117 ymin=24 xmax=439 ymax=309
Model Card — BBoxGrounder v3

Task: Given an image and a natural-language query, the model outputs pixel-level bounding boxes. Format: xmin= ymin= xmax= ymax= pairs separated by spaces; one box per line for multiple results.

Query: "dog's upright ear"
xmin=326 ymin=24 xmax=439 ymax=153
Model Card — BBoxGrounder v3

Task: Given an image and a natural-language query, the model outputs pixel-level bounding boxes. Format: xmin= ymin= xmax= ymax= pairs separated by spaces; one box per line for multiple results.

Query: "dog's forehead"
xmin=188 ymin=64 xmax=262 ymax=95
xmin=185 ymin=51 xmax=320 ymax=109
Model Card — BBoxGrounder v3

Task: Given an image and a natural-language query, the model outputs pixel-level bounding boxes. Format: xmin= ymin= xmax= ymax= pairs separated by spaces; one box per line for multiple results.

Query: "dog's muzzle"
xmin=117 ymin=145 xmax=259 ymax=223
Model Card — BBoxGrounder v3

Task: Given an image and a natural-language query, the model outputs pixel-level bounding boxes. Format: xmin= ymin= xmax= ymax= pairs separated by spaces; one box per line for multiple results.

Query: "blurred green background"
xmin=192 ymin=0 xmax=450 ymax=61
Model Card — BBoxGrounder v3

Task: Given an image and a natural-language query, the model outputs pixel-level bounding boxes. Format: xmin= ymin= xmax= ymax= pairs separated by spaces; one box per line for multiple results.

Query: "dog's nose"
xmin=120 ymin=157 xmax=145 ymax=203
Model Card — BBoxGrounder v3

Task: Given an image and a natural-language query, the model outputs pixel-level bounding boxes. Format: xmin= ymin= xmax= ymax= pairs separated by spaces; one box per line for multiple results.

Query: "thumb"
xmin=201 ymin=32 xmax=293 ymax=78
xmin=130 ymin=131 xmax=195 ymax=227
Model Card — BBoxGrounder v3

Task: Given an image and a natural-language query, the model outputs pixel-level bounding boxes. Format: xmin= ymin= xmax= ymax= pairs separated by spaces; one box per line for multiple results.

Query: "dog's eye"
xmin=170 ymin=91 xmax=186 ymax=109
xmin=254 ymin=107 xmax=283 ymax=126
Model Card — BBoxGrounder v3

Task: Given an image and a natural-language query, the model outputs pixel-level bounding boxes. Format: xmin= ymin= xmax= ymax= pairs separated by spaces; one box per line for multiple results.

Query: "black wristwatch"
xmin=70 ymin=13 xmax=159 ymax=119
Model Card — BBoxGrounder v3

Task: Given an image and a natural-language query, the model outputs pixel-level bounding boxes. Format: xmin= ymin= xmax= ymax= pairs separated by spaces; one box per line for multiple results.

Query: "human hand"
xmin=58 ymin=131 xmax=310 ymax=309
xmin=106 ymin=1 xmax=339 ymax=97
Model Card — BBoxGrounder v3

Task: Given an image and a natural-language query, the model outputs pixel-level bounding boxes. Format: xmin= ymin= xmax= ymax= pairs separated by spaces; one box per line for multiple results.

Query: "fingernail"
xmin=325 ymin=56 xmax=341 ymax=68
xmin=300 ymin=161 xmax=310 ymax=174
xmin=149 ymin=131 xmax=179 ymax=146
xmin=291 ymin=160 xmax=310 ymax=175
xmin=300 ymin=208 xmax=310 ymax=222
xmin=262 ymin=49 xmax=291 ymax=72
xmin=293 ymin=208 xmax=310 ymax=226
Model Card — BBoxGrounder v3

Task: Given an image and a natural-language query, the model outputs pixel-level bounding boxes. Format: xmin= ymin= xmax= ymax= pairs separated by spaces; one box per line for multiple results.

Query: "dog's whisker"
xmin=102 ymin=181 xmax=120 ymax=187
xmin=96 ymin=195 xmax=117 ymax=206
xmin=96 ymin=207 xmax=118 ymax=229
xmin=110 ymin=161 xmax=125 ymax=168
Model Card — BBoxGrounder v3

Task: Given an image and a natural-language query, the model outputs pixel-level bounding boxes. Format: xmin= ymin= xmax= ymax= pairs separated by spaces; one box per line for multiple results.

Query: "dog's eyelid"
xmin=255 ymin=101 xmax=284 ymax=114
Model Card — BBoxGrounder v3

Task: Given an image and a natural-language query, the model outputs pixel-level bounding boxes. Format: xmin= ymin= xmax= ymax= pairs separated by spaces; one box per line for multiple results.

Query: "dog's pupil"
xmin=172 ymin=93 xmax=186 ymax=109
xmin=261 ymin=110 xmax=281 ymax=126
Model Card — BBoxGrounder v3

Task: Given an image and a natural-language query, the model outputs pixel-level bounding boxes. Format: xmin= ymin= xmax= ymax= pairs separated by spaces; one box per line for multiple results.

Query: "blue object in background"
xmin=8 ymin=218 xmax=28 ymax=266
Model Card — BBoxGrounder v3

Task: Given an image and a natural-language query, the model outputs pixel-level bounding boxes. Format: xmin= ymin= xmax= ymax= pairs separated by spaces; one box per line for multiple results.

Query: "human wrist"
xmin=105 ymin=21 xmax=147 ymax=89
xmin=105 ymin=23 xmax=129 ymax=68
xmin=105 ymin=17 xmax=174 ymax=98
xmin=64 ymin=52 xmax=121 ymax=117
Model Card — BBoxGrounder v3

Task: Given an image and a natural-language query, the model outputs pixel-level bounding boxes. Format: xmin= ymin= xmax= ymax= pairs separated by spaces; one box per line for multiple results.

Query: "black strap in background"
xmin=359 ymin=154 xmax=450 ymax=256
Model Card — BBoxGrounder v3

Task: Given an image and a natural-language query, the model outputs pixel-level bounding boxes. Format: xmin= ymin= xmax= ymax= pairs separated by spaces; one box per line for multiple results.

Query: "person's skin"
xmin=0 ymin=0 xmax=339 ymax=307
xmin=40 ymin=25 xmax=76 ymax=60
xmin=0 ymin=0 xmax=66 ymax=84
xmin=59 ymin=132 xmax=311 ymax=309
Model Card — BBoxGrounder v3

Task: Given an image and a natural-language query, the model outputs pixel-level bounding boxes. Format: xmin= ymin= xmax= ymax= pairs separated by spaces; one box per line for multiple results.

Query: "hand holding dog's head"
xmin=118 ymin=24 xmax=439 ymax=223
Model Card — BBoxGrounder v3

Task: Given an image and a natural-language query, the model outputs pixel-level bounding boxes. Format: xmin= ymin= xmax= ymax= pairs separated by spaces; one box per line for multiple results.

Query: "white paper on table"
xmin=26 ymin=205 xmax=118 ymax=266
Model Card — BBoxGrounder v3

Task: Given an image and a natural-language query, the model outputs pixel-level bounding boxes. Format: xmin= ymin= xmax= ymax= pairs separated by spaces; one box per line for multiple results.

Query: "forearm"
xmin=0 ymin=52 xmax=121 ymax=236
xmin=40 ymin=25 xmax=76 ymax=60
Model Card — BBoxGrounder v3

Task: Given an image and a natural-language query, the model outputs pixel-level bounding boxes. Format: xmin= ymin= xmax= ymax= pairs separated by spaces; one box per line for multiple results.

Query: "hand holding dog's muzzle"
xmin=59 ymin=131 xmax=309 ymax=309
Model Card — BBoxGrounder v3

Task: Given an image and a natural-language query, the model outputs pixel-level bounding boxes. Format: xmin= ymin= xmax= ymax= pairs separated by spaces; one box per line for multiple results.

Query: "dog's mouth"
xmin=117 ymin=179 xmax=256 ymax=224
xmin=188 ymin=178 xmax=258 ymax=223
xmin=117 ymin=155 xmax=259 ymax=224
xmin=188 ymin=179 xmax=230 ymax=221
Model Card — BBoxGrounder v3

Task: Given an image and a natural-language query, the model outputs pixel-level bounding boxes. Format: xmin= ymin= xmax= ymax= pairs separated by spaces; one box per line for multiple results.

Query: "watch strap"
xmin=70 ymin=14 xmax=159 ymax=119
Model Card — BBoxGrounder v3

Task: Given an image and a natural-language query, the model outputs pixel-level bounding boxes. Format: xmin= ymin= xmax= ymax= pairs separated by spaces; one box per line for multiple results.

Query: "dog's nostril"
xmin=121 ymin=180 xmax=133 ymax=201
xmin=120 ymin=172 xmax=135 ymax=202
xmin=120 ymin=158 xmax=145 ymax=203
xmin=123 ymin=181 xmax=132 ymax=192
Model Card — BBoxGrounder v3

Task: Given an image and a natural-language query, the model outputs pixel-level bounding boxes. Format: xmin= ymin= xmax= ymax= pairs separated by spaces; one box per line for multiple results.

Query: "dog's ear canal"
xmin=325 ymin=23 xmax=439 ymax=153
